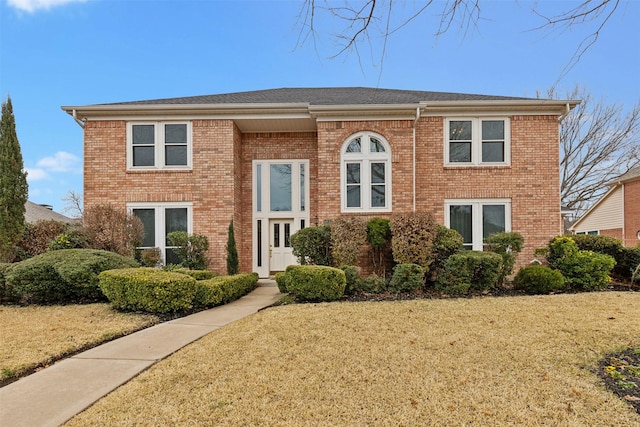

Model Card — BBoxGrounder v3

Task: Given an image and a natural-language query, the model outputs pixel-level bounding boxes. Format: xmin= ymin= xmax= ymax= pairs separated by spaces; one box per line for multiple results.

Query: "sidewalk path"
xmin=0 ymin=280 xmax=282 ymax=427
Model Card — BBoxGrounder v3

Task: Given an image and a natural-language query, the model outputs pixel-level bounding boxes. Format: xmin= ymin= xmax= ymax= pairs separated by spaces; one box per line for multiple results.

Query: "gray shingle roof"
xmin=103 ymin=87 xmax=534 ymax=106
xmin=25 ymin=201 xmax=78 ymax=224
xmin=617 ymin=166 xmax=640 ymax=183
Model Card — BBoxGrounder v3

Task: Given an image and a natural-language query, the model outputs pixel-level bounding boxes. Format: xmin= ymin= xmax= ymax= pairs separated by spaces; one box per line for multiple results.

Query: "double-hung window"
xmin=128 ymin=122 xmax=191 ymax=169
xmin=129 ymin=203 xmax=192 ymax=265
xmin=341 ymin=132 xmax=391 ymax=212
xmin=445 ymin=199 xmax=511 ymax=250
xmin=445 ymin=118 xmax=510 ymax=166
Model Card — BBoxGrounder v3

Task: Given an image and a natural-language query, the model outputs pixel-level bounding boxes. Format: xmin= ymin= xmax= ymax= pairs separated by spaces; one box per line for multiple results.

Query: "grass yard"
xmin=65 ymin=292 xmax=640 ymax=426
xmin=0 ymin=304 xmax=159 ymax=383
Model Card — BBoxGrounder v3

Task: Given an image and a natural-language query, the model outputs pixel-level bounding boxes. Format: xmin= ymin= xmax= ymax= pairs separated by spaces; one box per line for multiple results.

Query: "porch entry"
xmin=253 ymin=160 xmax=309 ymax=278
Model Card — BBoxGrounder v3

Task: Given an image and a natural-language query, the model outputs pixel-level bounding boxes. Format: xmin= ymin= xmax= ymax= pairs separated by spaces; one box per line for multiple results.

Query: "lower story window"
xmin=445 ymin=199 xmax=511 ymax=250
xmin=129 ymin=203 xmax=192 ymax=265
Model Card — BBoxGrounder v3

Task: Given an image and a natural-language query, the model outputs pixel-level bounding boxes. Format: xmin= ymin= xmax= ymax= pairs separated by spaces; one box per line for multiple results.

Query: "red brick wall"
xmin=624 ymin=180 xmax=640 ymax=247
xmin=84 ymin=114 xmax=562 ymax=274
xmin=599 ymin=228 xmax=623 ymax=240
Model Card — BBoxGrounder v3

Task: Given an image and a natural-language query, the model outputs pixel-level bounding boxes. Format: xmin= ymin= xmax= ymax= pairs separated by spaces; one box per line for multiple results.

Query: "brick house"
xmin=570 ymin=167 xmax=640 ymax=247
xmin=62 ymin=88 xmax=578 ymax=277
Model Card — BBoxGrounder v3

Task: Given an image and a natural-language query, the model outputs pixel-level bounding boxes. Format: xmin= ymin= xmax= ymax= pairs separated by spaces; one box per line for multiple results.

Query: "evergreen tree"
xmin=0 ymin=96 xmax=28 ymax=262
xmin=226 ymin=220 xmax=239 ymax=275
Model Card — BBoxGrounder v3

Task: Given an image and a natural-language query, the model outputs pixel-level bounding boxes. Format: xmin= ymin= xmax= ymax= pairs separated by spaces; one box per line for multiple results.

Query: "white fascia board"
xmin=419 ymin=99 xmax=580 ymax=116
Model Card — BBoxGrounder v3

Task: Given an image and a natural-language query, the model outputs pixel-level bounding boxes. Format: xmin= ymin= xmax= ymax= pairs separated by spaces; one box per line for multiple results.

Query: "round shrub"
xmin=555 ymin=250 xmax=615 ymax=291
xmin=435 ymin=251 xmax=503 ymax=295
xmin=513 ymin=265 xmax=565 ymax=294
xmin=361 ymin=274 xmax=386 ymax=293
xmin=284 ymin=265 xmax=346 ymax=302
xmin=339 ymin=265 xmax=362 ymax=295
xmin=290 ymin=225 xmax=332 ymax=266
xmin=485 ymin=231 xmax=524 ymax=284
xmin=98 ymin=268 xmax=198 ymax=313
xmin=389 ymin=263 xmax=424 ymax=293
xmin=6 ymin=249 xmax=139 ymax=304
xmin=431 ymin=225 xmax=463 ymax=281
xmin=274 ymin=271 xmax=288 ymax=293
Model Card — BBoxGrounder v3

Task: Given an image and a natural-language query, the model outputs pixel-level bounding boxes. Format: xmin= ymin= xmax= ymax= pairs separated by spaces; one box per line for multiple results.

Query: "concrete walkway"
xmin=0 ymin=280 xmax=282 ymax=427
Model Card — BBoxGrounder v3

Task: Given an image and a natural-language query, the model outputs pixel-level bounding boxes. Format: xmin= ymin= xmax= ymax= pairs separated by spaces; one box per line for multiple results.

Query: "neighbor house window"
xmin=445 ymin=199 xmax=511 ymax=250
xmin=445 ymin=118 xmax=510 ymax=166
xmin=341 ymin=131 xmax=391 ymax=212
xmin=127 ymin=122 xmax=191 ymax=169
xmin=129 ymin=202 xmax=192 ymax=265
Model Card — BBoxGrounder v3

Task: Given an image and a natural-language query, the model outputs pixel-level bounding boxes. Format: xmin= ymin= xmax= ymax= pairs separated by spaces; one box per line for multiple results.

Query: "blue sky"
xmin=1 ymin=0 xmax=638 ymax=213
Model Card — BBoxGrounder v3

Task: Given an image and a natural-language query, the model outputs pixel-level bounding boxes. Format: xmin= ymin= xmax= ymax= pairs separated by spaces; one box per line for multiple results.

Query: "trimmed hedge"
xmin=99 ymin=268 xmax=198 ymax=313
xmin=514 ymin=265 xmax=566 ymax=294
xmin=193 ymin=273 xmax=258 ymax=309
xmin=435 ymin=251 xmax=503 ymax=295
xmin=6 ymin=249 xmax=139 ymax=304
xmin=274 ymin=271 xmax=288 ymax=293
xmin=173 ymin=268 xmax=217 ymax=280
xmin=571 ymin=234 xmax=639 ymax=281
xmin=284 ymin=265 xmax=346 ymax=302
xmin=0 ymin=262 xmax=17 ymax=303
xmin=389 ymin=263 xmax=424 ymax=293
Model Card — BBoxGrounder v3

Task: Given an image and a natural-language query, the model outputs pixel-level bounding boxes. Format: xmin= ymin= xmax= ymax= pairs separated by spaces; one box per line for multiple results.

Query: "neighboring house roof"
xmin=25 ymin=201 xmax=78 ymax=224
xmin=569 ymin=166 xmax=639 ymax=232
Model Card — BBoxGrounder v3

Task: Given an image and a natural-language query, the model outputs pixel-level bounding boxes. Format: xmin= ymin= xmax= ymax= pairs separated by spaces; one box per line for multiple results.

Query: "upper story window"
xmin=341 ymin=131 xmax=391 ymax=212
xmin=127 ymin=122 xmax=192 ymax=170
xmin=445 ymin=118 xmax=510 ymax=166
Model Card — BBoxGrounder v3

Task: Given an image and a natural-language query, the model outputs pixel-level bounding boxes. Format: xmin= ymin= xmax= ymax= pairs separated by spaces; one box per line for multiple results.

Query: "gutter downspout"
xmin=71 ymin=109 xmax=86 ymax=128
xmin=412 ymin=106 xmax=420 ymax=212
xmin=558 ymin=102 xmax=571 ymax=122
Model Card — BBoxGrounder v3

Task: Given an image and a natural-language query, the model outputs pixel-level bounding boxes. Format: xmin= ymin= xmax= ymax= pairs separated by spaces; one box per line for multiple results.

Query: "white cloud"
xmin=7 ymin=0 xmax=87 ymax=13
xmin=36 ymin=151 xmax=81 ymax=173
xmin=25 ymin=167 xmax=49 ymax=181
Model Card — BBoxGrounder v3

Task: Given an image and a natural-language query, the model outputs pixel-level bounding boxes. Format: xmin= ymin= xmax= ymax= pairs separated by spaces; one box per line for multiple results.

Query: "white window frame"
xmin=127 ymin=121 xmax=192 ymax=170
xmin=127 ymin=202 xmax=193 ymax=265
xmin=340 ymin=131 xmax=392 ymax=213
xmin=444 ymin=198 xmax=511 ymax=251
xmin=444 ymin=117 xmax=510 ymax=166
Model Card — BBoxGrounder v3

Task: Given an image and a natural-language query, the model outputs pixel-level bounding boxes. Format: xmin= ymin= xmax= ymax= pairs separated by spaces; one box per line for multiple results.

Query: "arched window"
xmin=341 ymin=131 xmax=391 ymax=212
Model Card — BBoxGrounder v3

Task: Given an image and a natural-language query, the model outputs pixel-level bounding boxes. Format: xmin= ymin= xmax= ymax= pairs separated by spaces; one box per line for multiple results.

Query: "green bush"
xmin=173 ymin=268 xmax=216 ymax=280
xmin=331 ymin=216 xmax=367 ymax=267
xmin=436 ymin=251 xmax=503 ymax=295
xmin=0 ymin=262 xmax=18 ymax=303
xmin=513 ymin=265 xmax=566 ymax=294
xmin=99 ymin=268 xmax=198 ymax=313
xmin=339 ymin=265 xmax=362 ymax=295
xmin=367 ymin=217 xmax=392 ymax=276
xmin=193 ymin=273 xmax=258 ymax=309
xmin=389 ymin=263 xmax=424 ymax=293
xmin=284 ymin=265 xmax=346 ymax=302
xmin=167 ymin=231 xmax=210 ymax=270
xmin=6 ymin=249 xmax=139 ymax=304
xmin=390 ymin=212 xmax=437 ymax=271
xmin=571 ymin=234 xmax=638 ymax=280
xmin=431 ymin=225 xmax=464 ymax=281
xmin=547 ymin=236 xmax=616 ymax=291
xmin=485 ymin=231 xmax=524 ymax=284
xmin=290 ymin=225 xmax=332 ymax=266
xmin=274 ymin=271 xmax=288 ymax=293
xmin=48 ymin=228 xmax=90 ymax=251
xmin=361 ymin=274 xmax=386 ymax=293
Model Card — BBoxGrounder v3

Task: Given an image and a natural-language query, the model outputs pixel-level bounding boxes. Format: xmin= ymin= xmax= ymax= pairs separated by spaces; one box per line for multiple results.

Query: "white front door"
xmin=269 ymin=219 xmax=295 ymax=272
xmin=253 ymin=160 xmax=309 ymax=277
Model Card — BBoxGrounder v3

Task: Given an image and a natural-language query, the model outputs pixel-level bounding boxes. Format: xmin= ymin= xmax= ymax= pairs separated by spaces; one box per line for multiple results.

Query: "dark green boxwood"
xmin=389 ymin=263 xmax=424 ymax=293
xmin=290 ymin=225 xmax=332 ymax=266
xmin=274 ymin=271 xmax=287 ymax=293
xmin=361 ymin=274 xmax=386 ymax=293
xmin=339 ymin=265 xmax=362 ymax=295
xmin=513 ymin=265 xmax=565 ymax=294
xmin=6 ymin=249 xmax=139 ymax=304
xmin=435 ymin=251 xmax=503 ymax=295
xmin=98 ymin=268 xmax=198 ymax=313
xmin=284 ymin=265 xmax=346 ymax=302
xmin=431 ymin=225 xmax=463 ymax=281
xmin=485 ymin=231 xmax=524 ymax=284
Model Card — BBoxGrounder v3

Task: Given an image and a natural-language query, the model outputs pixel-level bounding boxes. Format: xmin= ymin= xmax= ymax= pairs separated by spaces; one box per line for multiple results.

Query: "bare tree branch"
xmin=556 ymin=86 xmax=640 ymax=214
xmin=62 ymin=189 xmax=83 ymax=219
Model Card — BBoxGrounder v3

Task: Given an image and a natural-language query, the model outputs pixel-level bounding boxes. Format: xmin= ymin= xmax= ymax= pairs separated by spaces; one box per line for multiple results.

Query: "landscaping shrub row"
xmin=99 ymin=268 xmax=258 ymax=313
xmin=1 ymin=249 xmax=139 ymax=304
